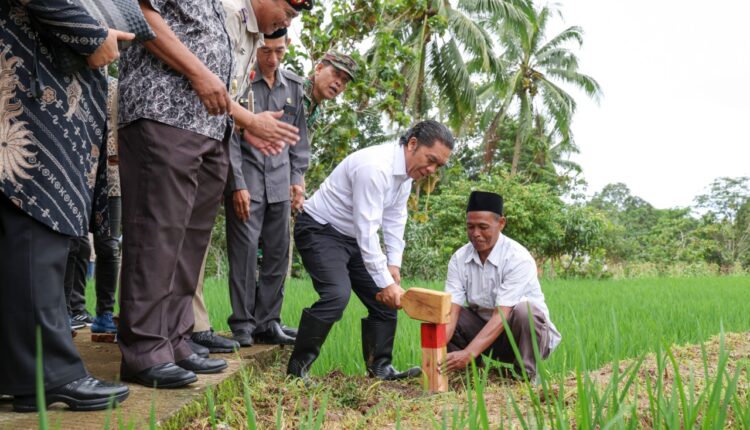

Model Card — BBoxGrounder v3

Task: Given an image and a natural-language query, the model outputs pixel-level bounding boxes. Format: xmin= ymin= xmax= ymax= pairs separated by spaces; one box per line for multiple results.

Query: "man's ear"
xmin=498 ymin=216 xmax=507 ymax=232
xmin=407 ymin=136 xmax=418 ymax=152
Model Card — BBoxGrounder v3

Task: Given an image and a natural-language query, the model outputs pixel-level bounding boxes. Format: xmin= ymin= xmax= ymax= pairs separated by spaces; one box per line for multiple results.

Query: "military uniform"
xmin=226 ymin=64 xmax=309 ymax=336
xmin=302 ymin=50 xmax=358 ymax=141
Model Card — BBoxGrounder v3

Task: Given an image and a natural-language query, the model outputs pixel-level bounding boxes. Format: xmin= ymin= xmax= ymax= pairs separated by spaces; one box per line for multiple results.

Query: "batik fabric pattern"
xmin=0 ymin=0 xmax=110 ymax=238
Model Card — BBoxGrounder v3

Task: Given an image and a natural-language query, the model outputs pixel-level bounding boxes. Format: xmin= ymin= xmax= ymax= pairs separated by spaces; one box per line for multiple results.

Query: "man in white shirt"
xmin=287 ymin=120 xmax=454 ymax=381
xmin=442 ymin=191 xmax=561 ymax=381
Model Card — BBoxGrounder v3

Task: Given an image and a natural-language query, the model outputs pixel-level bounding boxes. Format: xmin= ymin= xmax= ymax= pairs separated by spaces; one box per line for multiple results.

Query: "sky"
xmin=551 ymin=0 xmax=750 ymax=209
xmin=287 ymin=1 xmax=749 ymax=209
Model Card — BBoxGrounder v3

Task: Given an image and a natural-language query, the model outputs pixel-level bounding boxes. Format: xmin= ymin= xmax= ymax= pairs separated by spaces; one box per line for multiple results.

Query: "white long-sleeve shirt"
xmin=304 ymin=143 xmax=412 ymax=288
xmin=445 ymin=236 xmax=562 ymax=353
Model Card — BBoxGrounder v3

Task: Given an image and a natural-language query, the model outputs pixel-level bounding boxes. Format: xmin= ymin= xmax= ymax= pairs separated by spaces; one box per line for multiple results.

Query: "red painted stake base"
xmin=421 ymin=323 xmax=449 ymax=393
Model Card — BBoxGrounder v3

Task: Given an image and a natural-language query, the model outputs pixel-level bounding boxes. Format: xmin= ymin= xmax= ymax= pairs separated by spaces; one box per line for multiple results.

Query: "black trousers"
xmin=0 ymin=195 xmax=87 ymax=395
xmin=294 ymin=212 xmax=395 ymax=323
xmin=64 ymin=235 xmax=91 ymax=315
xmin=92 ymin=196 xmax=121 ymax=316
xmin=64 ymin=196 xmax=121 ymax=316
xmin=118 ymin=119 xmax=229 ymax=375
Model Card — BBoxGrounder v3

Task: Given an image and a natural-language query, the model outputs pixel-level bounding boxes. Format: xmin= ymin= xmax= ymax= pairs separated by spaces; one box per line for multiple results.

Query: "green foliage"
xmin=588 ymin=179 xmax=750 ymax=273
xmin=402 ymin=173 xmax=583 ymax=279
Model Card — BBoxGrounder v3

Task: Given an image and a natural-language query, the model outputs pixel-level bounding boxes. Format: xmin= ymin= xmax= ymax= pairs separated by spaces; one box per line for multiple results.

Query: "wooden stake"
xmin=421 ymin=323 xmax=448 ymax=393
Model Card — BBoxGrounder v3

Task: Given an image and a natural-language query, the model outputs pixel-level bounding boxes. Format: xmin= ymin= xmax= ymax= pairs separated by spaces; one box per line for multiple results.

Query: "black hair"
xmin=398 ymin=120 xmax=454 ymax=150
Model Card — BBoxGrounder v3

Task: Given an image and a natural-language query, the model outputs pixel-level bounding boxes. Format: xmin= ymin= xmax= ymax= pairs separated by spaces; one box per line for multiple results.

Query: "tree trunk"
xmin=510 ymin=127 xmax=523 ymax=176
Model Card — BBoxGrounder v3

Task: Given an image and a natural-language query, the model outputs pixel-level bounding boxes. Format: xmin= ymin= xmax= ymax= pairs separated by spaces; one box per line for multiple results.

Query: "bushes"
xmin=402 ymin=174 xmax=607 ymax=280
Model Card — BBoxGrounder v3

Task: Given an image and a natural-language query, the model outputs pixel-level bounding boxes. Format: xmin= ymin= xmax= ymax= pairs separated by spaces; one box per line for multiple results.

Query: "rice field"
xmin=198 ymin=276 xmax=750 ymax=377
xmin=80 ymin=275 xmax=750 ymax=428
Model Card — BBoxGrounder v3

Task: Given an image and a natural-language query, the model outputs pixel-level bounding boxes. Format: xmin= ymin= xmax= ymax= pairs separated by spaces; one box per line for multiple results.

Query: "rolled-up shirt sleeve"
xmin=381 ymin=185 xmax=408 ymax=268
xmin=142 ymin=0 xmax=168 ymax=14
xmin=444 ymin=253 xmax=466 ymax=306
xmin=351 ymin=164 xmax=393 ymax=288
xmin=495 ymin=257 xmax=537 ymax=308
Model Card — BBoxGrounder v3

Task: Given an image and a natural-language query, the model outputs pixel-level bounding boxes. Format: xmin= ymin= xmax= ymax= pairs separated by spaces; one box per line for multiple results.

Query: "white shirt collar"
xmin=393 ymin=144 xmax=407 ymax=178
xmin=465 ymin=234 xmax=505 ymax=267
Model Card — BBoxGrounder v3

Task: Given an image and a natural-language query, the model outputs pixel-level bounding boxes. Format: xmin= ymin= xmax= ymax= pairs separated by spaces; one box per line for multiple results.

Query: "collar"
xmin=465 ymin=235 xmax=504 ymax=266
xmin=393 ymin=143 xmax=407 ymax=178
xmin=241 ymin=0 xmax=260 ymax=35
xmin=253 ymin=63 xmax=287 ymax=88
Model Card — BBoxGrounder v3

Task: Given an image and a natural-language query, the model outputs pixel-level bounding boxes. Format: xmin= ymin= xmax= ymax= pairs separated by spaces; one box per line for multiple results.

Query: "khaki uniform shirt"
xmin=221 ymin=0 xmax=264 ymax=104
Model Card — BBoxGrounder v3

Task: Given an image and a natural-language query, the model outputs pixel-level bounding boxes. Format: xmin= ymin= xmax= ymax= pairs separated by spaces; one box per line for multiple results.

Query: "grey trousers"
xmin=226 ymin=196 xmax=290 ymax=334
xmin=448 ymin=302 xmax=551 ymax=378
xmin=0 ymin=195 xmax=87 ymax=395
xmin=118 ymin=119 xmax=229 ymax=375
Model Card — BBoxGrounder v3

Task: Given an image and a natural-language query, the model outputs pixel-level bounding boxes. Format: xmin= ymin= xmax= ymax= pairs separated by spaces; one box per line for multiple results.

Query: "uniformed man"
xmin=303 ymin=50 xmax=357 ymax=139
xmin=287 ymin=120 xmax=454 ymax=381
xmin=225 ymin=28 xmax=309 ymax=347
xmin=441 ymin=191 xmax=562 ymax=381
xmin=189 ymin=0 xmax=314 ymax=356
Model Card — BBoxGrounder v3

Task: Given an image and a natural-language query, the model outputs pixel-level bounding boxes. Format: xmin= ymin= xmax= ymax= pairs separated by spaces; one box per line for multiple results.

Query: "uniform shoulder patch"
xmin=281 ymin=68 xmax=305 ymax=85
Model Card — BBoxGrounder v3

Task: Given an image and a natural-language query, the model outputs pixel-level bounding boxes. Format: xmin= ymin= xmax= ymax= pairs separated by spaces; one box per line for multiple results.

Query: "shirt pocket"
xmin=270 ymin=153 xmax=289 ymax=169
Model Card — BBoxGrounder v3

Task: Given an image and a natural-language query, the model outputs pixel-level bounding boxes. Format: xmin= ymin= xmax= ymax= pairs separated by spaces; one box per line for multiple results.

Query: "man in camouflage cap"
xmin=303 ymin=50 xmax=357 ymax=139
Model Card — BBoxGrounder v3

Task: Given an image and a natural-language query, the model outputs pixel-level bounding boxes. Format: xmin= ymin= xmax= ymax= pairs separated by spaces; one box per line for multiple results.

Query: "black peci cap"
xmin=264 ymin=27 xmax=288 ymax=39
xmin=466 ymin=191 xmax=504 ymax=215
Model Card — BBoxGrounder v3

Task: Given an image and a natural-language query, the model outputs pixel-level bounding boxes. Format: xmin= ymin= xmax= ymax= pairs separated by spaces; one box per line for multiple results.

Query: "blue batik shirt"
xmin=0 ymin=0 xmax=110 ymax=237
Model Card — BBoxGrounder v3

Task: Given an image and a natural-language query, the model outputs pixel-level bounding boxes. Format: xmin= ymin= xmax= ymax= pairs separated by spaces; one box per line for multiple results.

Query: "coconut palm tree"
xmin=480 ymin=2 xmax=601 ymax=175
xmin=368 ymin=0 xmax=526 ymax=133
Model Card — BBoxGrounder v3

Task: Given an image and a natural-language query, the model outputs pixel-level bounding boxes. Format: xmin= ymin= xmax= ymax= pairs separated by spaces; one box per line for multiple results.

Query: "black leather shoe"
xmin=186 ymin=339 xmax=209 ymax=358
xmin=123 ymin=363 xmax=197 ymax=388
xmin=176 ymin=354 xmax=227 ymax=374
xmin=232 ymin=329 xmax=254 ymax=347
xmin=13 ymin=376 xmax=129 ymax=412
xmin=191 ymin=329 xmax=240 ymax=353
xmin=280 ymin=324 xmax=298 ymax=337
xmin=255 ymin=321 xmax=296 ymax=345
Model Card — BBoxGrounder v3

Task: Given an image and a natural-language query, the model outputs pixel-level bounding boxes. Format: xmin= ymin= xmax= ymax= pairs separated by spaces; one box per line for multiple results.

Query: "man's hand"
xmin=232 ymin=189 xmax=251 ymax=222
xmin=87 ymin=29 xmax=135 ymax=69
xmin=388 ymin=265 xmax=401 ymax=285
xmin=189 ymin=68 xmax=232 ymax=116
xmin=441 ymin=350 xmax=474 ymax=373
xmin=290 ymin=184 xmax=305 ymax=211
xmin=243 ymin=130 xmax=284 ymax=156
xmin=375 ymin=283 xmax=405 ymax=310
xmin=236 ymin=108 xmax=300 ymax=146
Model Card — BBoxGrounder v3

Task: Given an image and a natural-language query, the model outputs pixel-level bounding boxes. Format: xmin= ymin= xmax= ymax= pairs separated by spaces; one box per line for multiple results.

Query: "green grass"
xmin=78 ymin=275 xmax=750 ymax=428
xmin=191 ymin=276 xmax=750 ymax=377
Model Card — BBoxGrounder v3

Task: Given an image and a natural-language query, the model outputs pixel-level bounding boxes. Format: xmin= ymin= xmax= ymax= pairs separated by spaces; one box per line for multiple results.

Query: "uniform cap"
xmin=286 ymin=0 xmax=313 ymax=11
xmin=322 ymin=50 xmax=358 ymax=82
xmin=264 ymin=28 xmax=287 ymax=39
